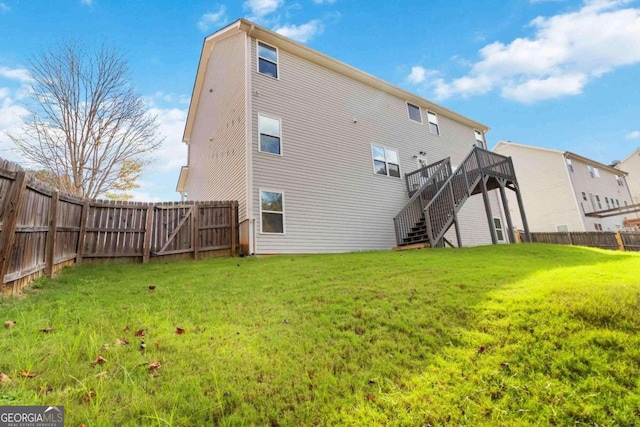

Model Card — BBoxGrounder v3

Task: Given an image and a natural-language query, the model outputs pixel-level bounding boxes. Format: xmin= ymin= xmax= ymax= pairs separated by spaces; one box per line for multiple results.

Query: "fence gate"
xmin=153 ymin=205 xmax=194 ymax=256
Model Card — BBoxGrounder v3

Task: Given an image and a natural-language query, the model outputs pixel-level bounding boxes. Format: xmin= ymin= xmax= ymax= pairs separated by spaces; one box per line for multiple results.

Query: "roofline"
xmin=494 ymin=140 xmax=628 ymax=175
xmin=183 ymin=18 xmax=490 ymax=143
xmin=619 ymin=147 xmax=640 ymax=165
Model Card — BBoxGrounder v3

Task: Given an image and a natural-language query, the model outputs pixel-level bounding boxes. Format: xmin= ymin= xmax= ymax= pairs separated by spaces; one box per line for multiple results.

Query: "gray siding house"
xmin=494 ymin=141 xmax=636 ymax=232
xmin=178 ymin=19 xmax=521 ymax=254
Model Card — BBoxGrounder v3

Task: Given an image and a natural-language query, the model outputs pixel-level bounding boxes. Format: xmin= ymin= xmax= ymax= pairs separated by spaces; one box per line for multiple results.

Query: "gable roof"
xmin=183 ymin=18 xmax=489 ymax=144
xmin=619 ymin=147 xmax=640 ymax=165
xmin=494 ymin=140 xmax=628 ymax=175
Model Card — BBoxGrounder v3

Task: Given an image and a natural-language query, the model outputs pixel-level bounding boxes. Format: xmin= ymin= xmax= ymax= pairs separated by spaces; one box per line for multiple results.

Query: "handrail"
xmin=405 ymin=158 xmax=450 ymax=197
xmin=393 ymin=158 xmax=452 ymax=245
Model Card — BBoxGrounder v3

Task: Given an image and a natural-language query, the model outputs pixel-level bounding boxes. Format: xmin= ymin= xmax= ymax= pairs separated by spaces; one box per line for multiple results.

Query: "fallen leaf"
xmin=366 ymin=394 xmax=375 ymax=401
xmin=39 ymin=327 xmax=55 ymax=333
xmin=134 ymin=329 xmax=145 ymax=337
xmin=154 ymin=342 xmax=160 ymax=349
xmin=115 ymin=338 xmax=129 ymax=346
xmin=22 ymin=370 xmax=36 ymax=378
xmin=148 ymin=285 xmax=156 ymax=290
xmin=4 ymin=320 xmax=16 ymax=328
xmin=38 ymin=385 xmax=53 ymax=395
xmin=478 ymin=346 xmax=486 ymax=354
xmin=0 ymin=372 xmax=12 ymax=383
xmin=147 ymin=362 xmax=162 ymax=371
xmin=175 ymin=327 xmax=185 ymax=335
xmin=91 ymin=356 xmax=107 ymax=366
xmin=82 ymin=391 xmax=96 ymax=403
xmin=101 ymin=343 xmax=109 ymax=350
xmin=123 ymin=325 xmax=130 ymax=332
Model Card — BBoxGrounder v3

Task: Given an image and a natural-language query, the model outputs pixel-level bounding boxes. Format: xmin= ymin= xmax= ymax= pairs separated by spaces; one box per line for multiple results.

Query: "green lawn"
xmin=1 ymin=244 xmax=639 ymax=426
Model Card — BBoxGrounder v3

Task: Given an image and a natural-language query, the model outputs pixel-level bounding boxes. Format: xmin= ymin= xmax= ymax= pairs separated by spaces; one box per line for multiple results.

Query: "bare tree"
xmin=9 ymin=41 xmax=162 ymax=199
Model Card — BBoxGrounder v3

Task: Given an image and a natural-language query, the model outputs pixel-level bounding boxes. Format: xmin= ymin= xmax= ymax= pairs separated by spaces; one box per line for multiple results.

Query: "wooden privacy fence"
xmin=0 ymin=159 xmax=238 ymax=295
xmin=516 ymin=230 xmax=640 ymax=252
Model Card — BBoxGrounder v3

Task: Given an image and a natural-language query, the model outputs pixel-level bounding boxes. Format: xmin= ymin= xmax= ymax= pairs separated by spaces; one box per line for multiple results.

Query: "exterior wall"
xmin=186 ymin=32 xmax=249 ymax=221
xmin=493 ymin=144 xmax=583 ymax=232
xmin=568 ymin=157 xmax=634 ymax=231
xmin=249 ymin=38 xmax=495 ymax=253
xmin=619 ymin=150 xmax=640 ymax=204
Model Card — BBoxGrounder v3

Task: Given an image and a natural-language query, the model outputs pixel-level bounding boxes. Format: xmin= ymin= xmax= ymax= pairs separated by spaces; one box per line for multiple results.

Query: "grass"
xmin=1 ymin=244 xmax=639 ymax=426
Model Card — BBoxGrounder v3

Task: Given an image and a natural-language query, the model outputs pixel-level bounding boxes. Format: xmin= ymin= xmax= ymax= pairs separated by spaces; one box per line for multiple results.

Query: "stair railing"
xmin=393 ymin=158 xmax=452 ymax=246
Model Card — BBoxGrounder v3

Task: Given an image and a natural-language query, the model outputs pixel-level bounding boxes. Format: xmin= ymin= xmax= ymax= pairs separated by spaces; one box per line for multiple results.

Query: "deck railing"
xmin=393 ymin=158 xmax=452 ymax=245
xmin=424 ymin=147 xmax=515 ymax=247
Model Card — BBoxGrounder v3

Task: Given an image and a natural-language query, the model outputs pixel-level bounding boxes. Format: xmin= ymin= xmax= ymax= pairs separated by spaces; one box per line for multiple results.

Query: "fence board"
xmin=523 ymin=230 xmax=640 ymax=251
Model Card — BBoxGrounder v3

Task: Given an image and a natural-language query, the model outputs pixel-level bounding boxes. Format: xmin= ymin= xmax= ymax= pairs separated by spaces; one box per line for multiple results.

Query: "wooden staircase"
xmin=394 ymin=146 xmax=522 ymax=248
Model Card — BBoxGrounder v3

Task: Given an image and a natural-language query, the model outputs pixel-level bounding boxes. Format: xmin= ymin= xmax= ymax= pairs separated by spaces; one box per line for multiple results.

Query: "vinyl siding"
xmin=186 ymin=32 xmax=249 ymax=220
xmin=494 ymin=144 xmax=582 ymax=232
xmin=618 ymin=151 xmax=640 ymax=204
xmin=249 ymin=38 xmax=496 ymax=253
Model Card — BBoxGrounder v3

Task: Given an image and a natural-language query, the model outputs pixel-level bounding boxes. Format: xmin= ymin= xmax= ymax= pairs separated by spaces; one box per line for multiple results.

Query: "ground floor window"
xmin=260 ymin=190 xmax=284 ymax=234
xmin=594 ymin=223 xmax=603 ymax=231
xmin=493 ymin=217 xmax=505 ymax=241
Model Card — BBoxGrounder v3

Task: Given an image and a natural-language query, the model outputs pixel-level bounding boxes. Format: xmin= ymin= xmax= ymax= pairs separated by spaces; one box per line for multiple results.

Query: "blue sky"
xmin=1 ymin=0 xmax=639 ymax=201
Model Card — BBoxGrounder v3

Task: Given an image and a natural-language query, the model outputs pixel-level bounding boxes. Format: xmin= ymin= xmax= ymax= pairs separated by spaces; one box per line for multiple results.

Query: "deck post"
xmin=513 ymin=180 xmax=531 ymax=242
xmin=498 ymin=179 xmax=515 ymax=244
xmin=480 ymin=175 xmax=498 ymax=244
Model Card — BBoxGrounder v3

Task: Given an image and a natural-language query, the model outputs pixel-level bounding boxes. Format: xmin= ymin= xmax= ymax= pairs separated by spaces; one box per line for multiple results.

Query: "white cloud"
xmin=274 ymin=19 xmax=323 ymax=43
xmin=81 ymin=0 xmax=93 ymax=5
xmin=411 ymin=0 xmax=640 ymax=103
xmin=625 ymin=130 xmax=640 ymax=140
xmin=198 ymin=5 xmax=227 ymax=31
xmin=407 ymin=66 xmax=427 ymax=84
xmin=244 ymin=0 xmax=283 ymax=19
xmin=0 ymin=66 xmax=32 ymax=83
xmin=147 ymin=107 xmax=188 ymax=172
xmin=0 ymin=89 xmax=29 ymax=161
xmin=0 ymin=3 xmax=10 ymax=12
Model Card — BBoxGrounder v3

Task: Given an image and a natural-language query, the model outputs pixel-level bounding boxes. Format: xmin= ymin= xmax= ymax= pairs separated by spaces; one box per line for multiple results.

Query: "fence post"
xmin=76 ymin=200 xmax=90 ymax=263
xmin=231 ymin=201 xmax=238 ymax=256
xmin=513 ymin=228 xmax=522 ymax=243
xmin=45 ymin=191 xmax=59 ymax=277
xmin=143 ymin=204 xmax=154 ymax=263
xmin=193 ymin=204 xmax=200 ymax=260
xmin=567 ymin=232 xmax=573 ymax=246
xmin=615 ymin=232 xmax=626 ymax=251
xmin=0 ymin=171 xmax=28 ymax=285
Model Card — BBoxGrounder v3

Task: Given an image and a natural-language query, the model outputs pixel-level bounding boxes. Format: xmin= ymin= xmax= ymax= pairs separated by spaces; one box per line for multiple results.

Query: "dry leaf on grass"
xmin=122 ymin=325 xmax=130 ymax=332
xmin=82 ymin=391 xmax=96 ymax=403
xmin=39 ymin=327 xmax=55 ymax=333
xmin=4 ymin=320 xmax=16 ymax=328
xmin=134 ymin=329 xmax=145 ymax=337
xmin=0 ymin=372 xmax=12 ymax=383
xmin=115 ymin=338 xmax=129 ymax=346
xmin=22 ymin=370 xmax=36 ymax=378
xmin=90 ymin=356 xmax=107 ymax=366
xmin=148 ymin=285 xmax=156 ymax=290
xmin=175 ymin=327 xmax=185 ymax=335
xmin=147 ymin=362 xmax=162 ymax=371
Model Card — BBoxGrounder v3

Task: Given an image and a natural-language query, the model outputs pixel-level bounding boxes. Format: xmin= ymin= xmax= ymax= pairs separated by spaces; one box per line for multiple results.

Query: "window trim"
xmin=258 ymin=113 xmax=282 ymax=156
xmin=257 ymin=40 xmax=279 ymax=79
xmin=587 ymin=165 xmax=594 ymax=178
xmin=259 ymin=189 xmax=285 ymax=235
xmin=371 ymin=144 xmax=401 ymax=178
xmin=406 ymin=102 xmax=422 ymax=124
xmin=474 ymin=130 xmax=485 ymax=149
xmin=566 ymin=158 xmax=573 ymax=172
xmin=427 ymin=111 xmax=440 ymax=135
xmin=616 ymin=175 xmax=624 ymax=186
xmin=493 ymin=217 xmax=505 ymax=242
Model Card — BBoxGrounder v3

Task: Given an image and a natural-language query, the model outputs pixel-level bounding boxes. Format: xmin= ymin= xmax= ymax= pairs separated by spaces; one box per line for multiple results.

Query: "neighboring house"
xmin=177 ymin=19 xmax=524 ymax=254
xmin=494 ymin=141 xmax=636 ymax=232
xmin=617 ymin=148 xmax=640 ymax=204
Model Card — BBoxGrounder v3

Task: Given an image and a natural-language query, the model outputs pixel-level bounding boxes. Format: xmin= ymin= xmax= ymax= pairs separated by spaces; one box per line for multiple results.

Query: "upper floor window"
xmin=258 ymin=114 xmax=281 ymax=155
xmin=372 ymin=145 xmax=400 ymax=178
xmin=605 ymin=197 xmax=610 ymax=209
xmin=566 ymin=158 xmax=573 ymax=172
xmin=595 ymin=195 xmax=602 ymax=209
xmin=474 ymin=130 xmax=485 ymax=149
xmin=407 ymin=103 xmax=422 ymax=123
xmin=258 ymin=41 xmax=278 ymax=78
xmin=587 ymin=165 xmax=600 ymax=178
xmin=616 ymin=175 xmax=624 ymax=186
xmin=581 ymin=192 xmax=587 ymax=201
xmin=594 ymin=167 xmax=600 ymax=178
xmin=427 ymin=111 xmax=439 ymax=135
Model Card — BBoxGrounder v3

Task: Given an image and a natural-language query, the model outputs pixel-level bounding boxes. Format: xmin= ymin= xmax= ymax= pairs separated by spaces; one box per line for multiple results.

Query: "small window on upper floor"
xmin=258 ymin=41 xmax=278 ymax=78
xmin=581 ymin=192 xmax=587 ymax=201
xmin=407 ymin=103 xmax=422 ymax=123
xmin=474 ymin=130 xmax=485 ymax=149
xmin=616 ymin=199 xmax=620 ymax=207
xmin=595 ymin=195 xmax=602 ymax=209
xmin=616 ymin=175 xmax=624 ymax=186
xmin=258 ymin=114 xmax=281 ymax=155
xmin=594 ymin=167 xmax=600 ymax=178
xmin=427 ymin=111 xmax=439 ymax=135
xmin=372 ymin=145 xmax=401 ymax=178
xmin=566 ymin=158 xmax=573 ymax=172
xmin=587 ymin=165 xmax=595 ymax=178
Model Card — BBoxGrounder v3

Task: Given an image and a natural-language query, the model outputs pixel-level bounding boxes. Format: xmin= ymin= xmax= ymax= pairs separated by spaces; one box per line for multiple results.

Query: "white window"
xmin=581 ymin=192 xmax=587 ymax=201
xmin=594 ymin=167 xmax=600 ymax=178
xmin=257 ymin=41 xmax=278 ymax=78
xmin=474 ymin=130 xmax=485 ymax=149
xmin=493 ymin=217 xmax=505 ymax=241
xmin=587 ymin=165 xmax=595 ymax=178
xmin=616 ymin=175 xmax=624 ymax=186
xmin=407 ymin=103 xmax=422 ymax=123
xmin=372 ymin=145 xmax=400 ymax=178
xmin=260 ymin=190 xmax=284 ymax=234
xmin=595 ymin=195 xmax=602 ymax=209
xmin=258 ymin=114 xmax=281 ymax=155
xmin=566 ymin=158 xmax=573 ymax=172
xmin=427 ymin=111 xmax=439 ymax=135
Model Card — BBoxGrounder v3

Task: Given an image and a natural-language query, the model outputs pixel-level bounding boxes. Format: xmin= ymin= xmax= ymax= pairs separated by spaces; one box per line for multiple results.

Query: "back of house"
xmin=179 ymin=19 xmax=508 ymax=254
